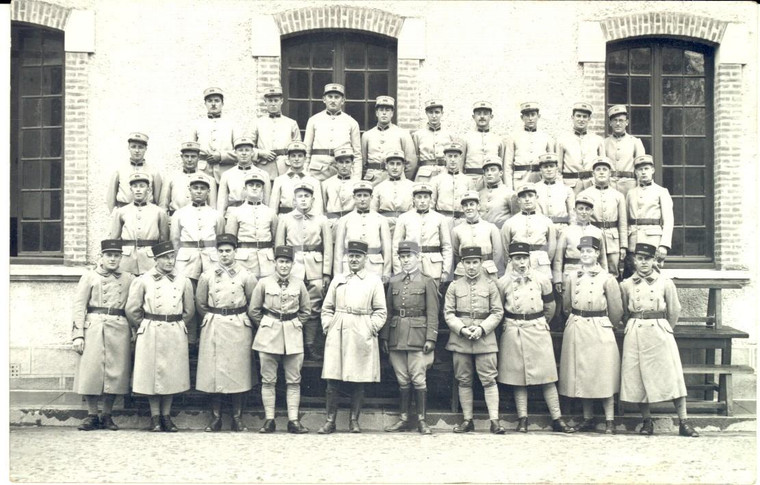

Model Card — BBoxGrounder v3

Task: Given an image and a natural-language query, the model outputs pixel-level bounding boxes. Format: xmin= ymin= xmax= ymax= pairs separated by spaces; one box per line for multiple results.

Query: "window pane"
xmin=41 ymin=98 xmax=62 ymax=127
xmin=41 ymin=160 xmax=62 ymax=188
xmin=288 ymin=46 xmax=309 ymax=68
xmin=662 ymin=167 xmax=684 ymax=195
xmin=344 ymin=102 xmax=365 ymax=129
xmin=20 ymin=223 xmax=41 ymax=252
xmin=684 ymin=108 xmax=705 ymax=135
xmin=22 ymin=130 xmax=41 ymax=158
xmin=662 ymin=138 xmax=683 ymax=166
xmin=630 ymin=48 xmax=651 ymax=74
xmin=672 ymin=198 xmax=684 ymax=225
xmin=662 ymin=47 xmax=683 ymax=74
xmin=663 ymin=107 xmax=683 ymax=135
xmin=630 ymin=107 xmax=651 ymax=135
xmin=22 ymin=98 xmax=41 ymax=127
xmin=41 ymin=129 xmax=62 ymax=158
xmin=662 ymin=78 xmax=683 ymax=105
xmin=311 ymin=41 xmax=334 ymax=68
xmin=22 ymin=192 xmax=42 ymax=219
xmin=684 ymin=78 xmax=705 ymax=105
xmin=42 ymin=36 xmax=63 ymax=65
xmin=607 ymin=77 xmax=628 ymax=104
xmin=20 ymin=67 xmax=41 ymax=95
xmin=684 ymin=198 xmax=705 ymax=225
xmin=345 ymin=72 xmax=365 ymax=100
xmin=685 ymin=51 xmax=705 ymax=75
xmin=20 ymin=34 xmax=42 ymax=66
xmin=607 ymin=50 xmax=628 ymax=74
xmin=684 ymin=228 xmax=707 ymax=256
xmin=630 ymin=77 xmax=650 ymax=105
xmin=43 ymin=191 xmax=62 ymax=219
xmin=311 ymin=71 xmax=332 ymax=98
xmin=640 ymin=137 xmax=652 ymax=154
xmin=288 ymin=70 xmax=310 ymax=99
xmin=367 ymin=44 xmax=389 ymax=69
xmin=683 ymin=168 xmax=705 ymax=195
xmin=42 ymin=223 xmax=62 ymax=251
xmin=289 ymin=101 xmax=311 ymax=130
xmin=22 ymin=160 xmax=41 ymax=189
xmin=42 ymin=66 xmax=63 ymax=95
xmin=345 ymin=41 xmax=365 ymax=69
xmin=670 ymin=228 xmax=684 ymax=256
xmin=685 ymin=138 xmax=707 ymax=166
xmin=367 ymin=72 xmax=388 ymax=100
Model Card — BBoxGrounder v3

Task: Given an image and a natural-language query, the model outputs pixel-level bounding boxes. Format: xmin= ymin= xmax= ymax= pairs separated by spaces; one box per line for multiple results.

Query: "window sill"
xmin=9 ymin=265 xmax=86 ymax=282
xmin=661 ymin=268 xmax=751 ymax=289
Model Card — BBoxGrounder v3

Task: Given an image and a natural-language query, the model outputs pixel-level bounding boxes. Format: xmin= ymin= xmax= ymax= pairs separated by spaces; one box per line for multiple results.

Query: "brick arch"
xmin=274 ymin=5 xmax=404 ymax=38
xmin=11 ymin=0 xmax=71 ymax=31
xmin=600 ymin=12 xmax=728 ymax=45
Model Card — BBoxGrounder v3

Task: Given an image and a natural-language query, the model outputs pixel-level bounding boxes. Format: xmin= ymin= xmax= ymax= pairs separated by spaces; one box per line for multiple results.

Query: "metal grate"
xmin=10 ymin=363 xmax=21 ymax=378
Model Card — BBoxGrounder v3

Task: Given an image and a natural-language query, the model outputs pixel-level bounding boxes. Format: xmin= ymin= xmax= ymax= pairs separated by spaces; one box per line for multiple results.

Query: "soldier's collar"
xmin=477 ymin=128 xmax=490 ymax=133
xmin=574 ymin=129 xmax=588 ymax=136
xmin=543 ymin=179 xmax=556 ymax=185
xmin=192 ymin=202 xmax=206 ymax=207
xmin=237 ymin=164 xmax=253 ymax=171
xmin=326 ymin=110 xmax=342 ymax=116
xmin=427 ymin=123 xmax=441 ymax=132
xmin=183 ymin=169 xmax=196 ymax=174
xmin=268 ymin=113 xmax=282 ymax=118
xmin=246 ymin=200 xmax=262 ymax=205
xmin=465 ymin=217 xmax=480 ymax=225
xmin=521 ymin=210 xmax=536 ymax=216
xmin=577 ymin=264 xmax=602 ymax=277
xmin=152 ymin=268 xmax=175 ymax=281
xmin=133 ymin=200 xmax=148 ymax=207
xmin=416 ymin=209 xmax=429 ymax=215
xmin=356 ymin=208 xmax=370 ymax=214
xmin=632 ymin=271 xmax=657 ymax=284
xmin=96 ymin=265 xmax=122 ymax=278
xmin=447 ymin=170 xmax=460 ymax=175
xmin=130 ymin=160 xmax=145 ymax=166
xmin=510 ymin=269 xmax=532 ymax=281
xmin=595 ymin=184 xmax=609 ymax=190
xmin=207 ymin=113 xmax=221 ymax=119
xmin=287 ymin=171 xmax=305 ymax=178
xmin=293 ymin=210 xmax=312 ymax=219
xmin=524 ymin=126 xmax=537 ymax=132
xmin=376 ymin=123 xmax=390 ymax=131
xmin=215 ymin=263 xmax=237 ymax=277
xmin=349 ymin=269 xmax=367 ymax=279
xmin=486 ymin=182 xmax=500 ymax=189
xmin=403 ymin=268 xmax=420 ymax=280
xmin=337 ymin=174 xmax=351 ymax=180
xmin=612 ymin=132 xmax=626 ymax=139
xmin=389 ymin=176 xmax=402 ymax=181
xmin=639 ymin=181 xmax=653 ymax=187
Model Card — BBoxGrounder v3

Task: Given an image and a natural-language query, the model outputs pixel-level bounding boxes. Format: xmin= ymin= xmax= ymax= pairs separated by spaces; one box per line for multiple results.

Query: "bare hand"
xmin=619 ymin=249 xmax=627 ymax=261
xmin=423 ymin=341 xmax=435 ymax=353
xmin=554 ymin=282 xmax=563 ymax=294
xmin=469 ymin=326 xmax=484 ymax=340
xmin=322 ymin=276 xmax=331 ymax=295
xmin=210 ymin=151 xmax=221 ymax=163
xmin=460 ymin=327 xmax=473 ymax=339
xmin=72 ymin=338 xmax=84 ymax=354
xmin=381 ymin=340 xmax=389 ymax=354
xmin=261 ymin=150 xmax=276 ymax=162
xmin=656 ymin=246 xmax=668 ymax=260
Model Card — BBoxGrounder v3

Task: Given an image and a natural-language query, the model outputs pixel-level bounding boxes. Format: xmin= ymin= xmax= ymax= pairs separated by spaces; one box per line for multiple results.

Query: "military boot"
xmin=318 ymin=385 xmax=338 ymax=434
xmin=77 ymin=414 xmax=100 ymax=431
xmin=384 ymin=388 xmax=412 ymax=432
xmin=415 ymin=389 xmax=432 ymax=435
xmin=349 ymin=385 xmax=364 ymax=433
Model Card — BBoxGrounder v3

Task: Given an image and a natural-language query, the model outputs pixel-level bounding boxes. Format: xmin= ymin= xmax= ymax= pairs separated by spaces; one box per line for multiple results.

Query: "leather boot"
xmin=384 ymin=388 xmax=412 ymax=432
xmin=490 ymin=420 xmax=506 ymax=434
xmin=516 ymin=417 xmax=528 ymax=433
xmin=415 ymin=389 xmax=432 ymax=435
xmin=349 ymin=385 xmax=364 ymax=433
xmin=148 ymin=415 xmax=163 ymax=432
xmin=258 ymin=419 xmax=276 ymax=433
xmin=576 ymin=417 xmax=595 ymax=432
xmin=287 ymin=420 xmax=309 ymax=434
xmin=639 ymin=417 xmax=654 ymax=435
xmin=679 ymin=419 xmax=699 ymax=437
xmin=78 ymin=414 xmax=100 ymax=431
xmin=453 ymin=419 xmax=474 ymax=433
xmin=318 ymin=384 xmax=338 ymax=434
xmin=205 ymin=411 xmax=222 ymax=432
xmin=162 ymin=415 xmax=179 ymax=432
xmin=231 ymin=396 xmax=248 ymax=432
xmin=605 ymin=420 xmax=615 ymax=435
xmin=100 ymin=414 xmax=119 ymax=431
xmin=552 ymin=418 xmax=575 ymax=433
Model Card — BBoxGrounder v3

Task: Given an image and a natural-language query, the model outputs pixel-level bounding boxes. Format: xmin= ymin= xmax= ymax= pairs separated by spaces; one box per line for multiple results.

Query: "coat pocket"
xmin=409 ymin=319 xmax=428 ymax=347
xmin=367 ymin=253 xmax=384 ymax=264
xmin=426 ymin=252 xmax=443 ymax=263
xmin=175 ymin=248 xmax=191 ymax=262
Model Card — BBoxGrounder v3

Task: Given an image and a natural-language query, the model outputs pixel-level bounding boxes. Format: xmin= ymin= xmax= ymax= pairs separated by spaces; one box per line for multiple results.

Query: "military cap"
xmin=460 ymin=191 xmax=480 ymax=204
xmin=412 ymin=183 xmax=433 ymax=195
xmin=294 ymin=181 xmax=314 ymax=194
xmin=100 ymin=239 xmax=123 ymax=253
xmin=274 ymin=245 xmax=294 ymax=261
xmin=607 ymin=104 xmax=628 ymax=119
xmin=538 ymin=153 xmax=559 ymax=166
xmin=384 ymin=150 xmax=406 ymax=163
xmin=516 ymin=183 xmax=537 ymax=197
xmin=180 ymin=141 xmax=201 ymax=153
xmin=472 ymin=101 xmax=493 ymax=112
xmin=233 ymin=137 xmax=255 ymax=149
xmin=375 ymin=96 xmax=395 ymax=108
xmin=203 ymin=87 xmax=224 ymax=100
xmin=508 ymin=242 xmax=531 ymax=257
xmin=216 ymin=233 xmax=238 ymax=248
xmin=397 ymin=240 xmax=421 ymax=254
xmin=443 ymin=142 xmax=463 ymax=154
xmin=577 ymin=235 xmax=601 ymax=251
xmin=128 ymin=172 xmax=150 ymax=185
xmin=151 ymin=241 xmax=175 ymax=258
xmin=353 ymin=181 xmax=373 ymax=194
xmin=634 ymin=155 xmax=655 ymax=169
xmin=263 ymin=85 xmax=283 ymax=98
xmin=324 ymin=83 xmax=345 ymax=96
xmin=244 ymin=172 xmax=266 ymax=185
xmin=287 ymin=141 xmax=307 ymax=154
xmin=188 ymin=173 xmax=211 ymax=187
xmin=572 ymin=102 xmax=593 ymax=114
xmin=347 ymin=240 xmax=369 ymax=254
xmin=633 ymin=243 xmax=657 ymax=258
xmin=127 ymin=132 xmax=149 ymax=145
xmin=575 ymin=194 xmax=594 ymax=208
xmin=424 ymin=99 xmax=443 ymax=110
xmin=460 ymin=246 xmax=483 ymax=260
xmin=482 ymin=157 xmax=503 ymax=170
xmin=520 ymin=102 xmax=540 ymax=113
xmin=592 ymin=157 xmax=613 ymax=170
xmin=334 ymin=147 xmax=354 ymax=159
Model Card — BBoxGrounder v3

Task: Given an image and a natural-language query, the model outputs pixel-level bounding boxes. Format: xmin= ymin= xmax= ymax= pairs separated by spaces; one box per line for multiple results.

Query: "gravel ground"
xmin=8 ymin=426 xmax=757 ymax=484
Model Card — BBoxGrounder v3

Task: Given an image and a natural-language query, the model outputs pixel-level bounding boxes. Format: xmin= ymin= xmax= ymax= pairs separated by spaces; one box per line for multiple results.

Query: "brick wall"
xmin=254 ymin=56 xmax=281 ymax=117
xmin=11 ymin=0 xmax=69 ymax=31
xmin=581 ymin=62 xmax=606 ymax=136
xmin=601 ymin=12 xmax=727 ymax=44
xmin=396 ymin=59 xmax=422 ymax=130
xmin=274 ymin=5 xmax=404 ymax=38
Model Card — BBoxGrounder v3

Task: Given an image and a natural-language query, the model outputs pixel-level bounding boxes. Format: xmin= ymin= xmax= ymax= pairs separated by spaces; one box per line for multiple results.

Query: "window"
xmin=10 ymin=24 xmax=65 ymax=260
xmin=606 ymin=39 xmax=714 ymax=264
xmin=282 ymin=31 xmax=397 ymax=137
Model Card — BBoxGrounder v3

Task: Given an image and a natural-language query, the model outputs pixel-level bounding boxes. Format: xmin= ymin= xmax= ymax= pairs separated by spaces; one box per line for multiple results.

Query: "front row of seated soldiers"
xmin=72 ymin=233 xmax=697 ymax=437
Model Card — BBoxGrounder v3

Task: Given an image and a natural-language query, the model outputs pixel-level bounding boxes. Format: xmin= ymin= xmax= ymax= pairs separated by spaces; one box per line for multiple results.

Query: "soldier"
xmin=321 ymin=147 xmax=357 ymax=226
xmin=578 ymin=157 xmax=628 ymax=277
xmin=249 ymin=245 xmax=311 ymax=434
xmin=195 ymin=234 xmax=257 ymax=433
xmin=71 ymin=240 xmax=135 ymax=431
xmin=381 ymin=241 xmax=438 ymax=435
xmin=431 ymin=142 xmax=477 ymax=230
xmin=605 ymin=105 xmax=645 ymax=197
xmin=625 ymin=155 xmax=674 ymax=275
xmin=334 ymin=181 xmax=392 ymax=281
xmin=171 ymin=174 xmax=226 ymax=344
xmin=412 ymin=99 xmax=456 ymax=183
xmin=159 ymin=142 xmax=217 ymax=216
xmin=461 ymin=101 xmax=506 ymax=188
xmin=217 ymin=137 xmax=272 ymax=213
xmin=620 ymin=243 xmax=698 ymax=437
xmin=275 ymin=182 xmax=333 ymax=361
xmin=558 ymin=236 xmax=623 ymax=434
xmin=318 ymin=240 xmax=387 ymax=434
xmin=451 ymin=191 xmax=505 ymax=280
xmin=106 ymin=132 xmax=162 ymax=212
xmin=501 ymin=184 xmax=556 ymax=279
xmin=504 ymin=102 xmax=555 ymax=191
xmin=370 ymin=150 xmax=415 ymax=235
xmin=497 ymin=242 xmax=575 ymax=434
xmin=444 ymin=246 xmax=505 ymax=434
xmin=393 ymin=183 xmax=453 ymax=286
xmin=557 ymin=102 xmax=605 ymax=195
xmin=304 ymin=83 xmax=362 ymax=181
xmin=535 ymin=153 xmax=575 ymax=232
xmin=269 ymin=141 xmax=324 ymax=215
xmin=225 ymin=172 xmax=278 ymax=279
xmin=109 ymin=172 xmax=170 ymax=276
xmin=190 ymin=87 xmax=241 ymax=183
xmin=361 ymin=95 xmax=417 ymax=186
xmin=250 ymin=85 xmax=301 ymax=180
xmin=477 ymin=157 xmax=515 ymax=229
xmin=126 ymin=241 xmax=194 ymax=432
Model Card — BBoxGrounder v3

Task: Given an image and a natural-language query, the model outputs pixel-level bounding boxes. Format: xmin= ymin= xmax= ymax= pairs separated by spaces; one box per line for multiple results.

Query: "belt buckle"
xmin=107 ymin=308 xmax=117 ymax=316
xmin=399 ymin=308 xmax=406 ymax=318
xmin=470 ymin=311 xmax=475 ymax=320
xmin=222 ymin=308 xmax=231 ymax=316
xmin=345 ymin=306 xmax=353 ymax=314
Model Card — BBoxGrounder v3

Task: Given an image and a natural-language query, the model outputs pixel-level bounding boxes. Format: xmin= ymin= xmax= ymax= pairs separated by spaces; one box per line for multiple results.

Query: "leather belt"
xmin=527 ymin=244 xmax=545 ymax=251
xmin=278 ymin=207 xmax=293 ymax=214
xmin=419 ymin=160 xmax=445 ymax=167
xmin=504 ymin=311 xmax=544 ymax=320
xmin=564 ymin=257 xmax=581 ymax=265
xmin=392 ymin=309 xmax=426 ymax=318
xmin=227 ymin=201 xmax=244 ymax=208
xmin=238 ymin=241 xmax=273 ymax=249
xmin=263 ymin=307 xmax=298 ymax=321
xmin=421 ymin=246 xmax=441 ymax=253
xmin=272 ymin=149 xmax=289 ymax=156
xmin=366 ymin=247 xmax=382 ymax=255
xmin=337 ymin=306 xmax=372 ymax=315
xmin=378 ymin=210 xmax=403 ymax=217
xmin=121 ymin=239 xmax=158 ymax=247
xmin=550 ymin=216 xmax=570 ymax=224
xmin=592 ymin=220 xmax=618 ymax=229
xmin=629 ymin=218 xmax=661 ymax=226
xmin=311 ymin=148 xmax=334 ymax=156
xmin=144 ymin=312 xmax=182 ymax=322
xmin=562 ymin=171 xmax=592 ymax=179
xmin=571 ymin=308 xmax=607 ymax=318
xmin=180 ymin=240 xmax=216 ymax=249
xmin=87 ymin=306 xmax=126 ymax=317
xmin=326 ymin=210 xmax=350 ymax=219
xmin=365 ymin=162 xmax=385 ymax=171
xmin=513 ymin=164 xmax=540 ymax=172
xmin=454 ymin=310 xmax=490 ymax=320
xmin=630 ymin=311 xmax=667 ymax=319
xmin=613 ymin=171 xmax=634 ymax=178
xmin=463 ymin=167 xmax=484 ymax=175
xmin=295 ymin=244 xmax=324 ymax=252
xmin=207 ymin=306 xmax=247 ymax=316
xmin=438 ymin=210 xmax=464 ymax=218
